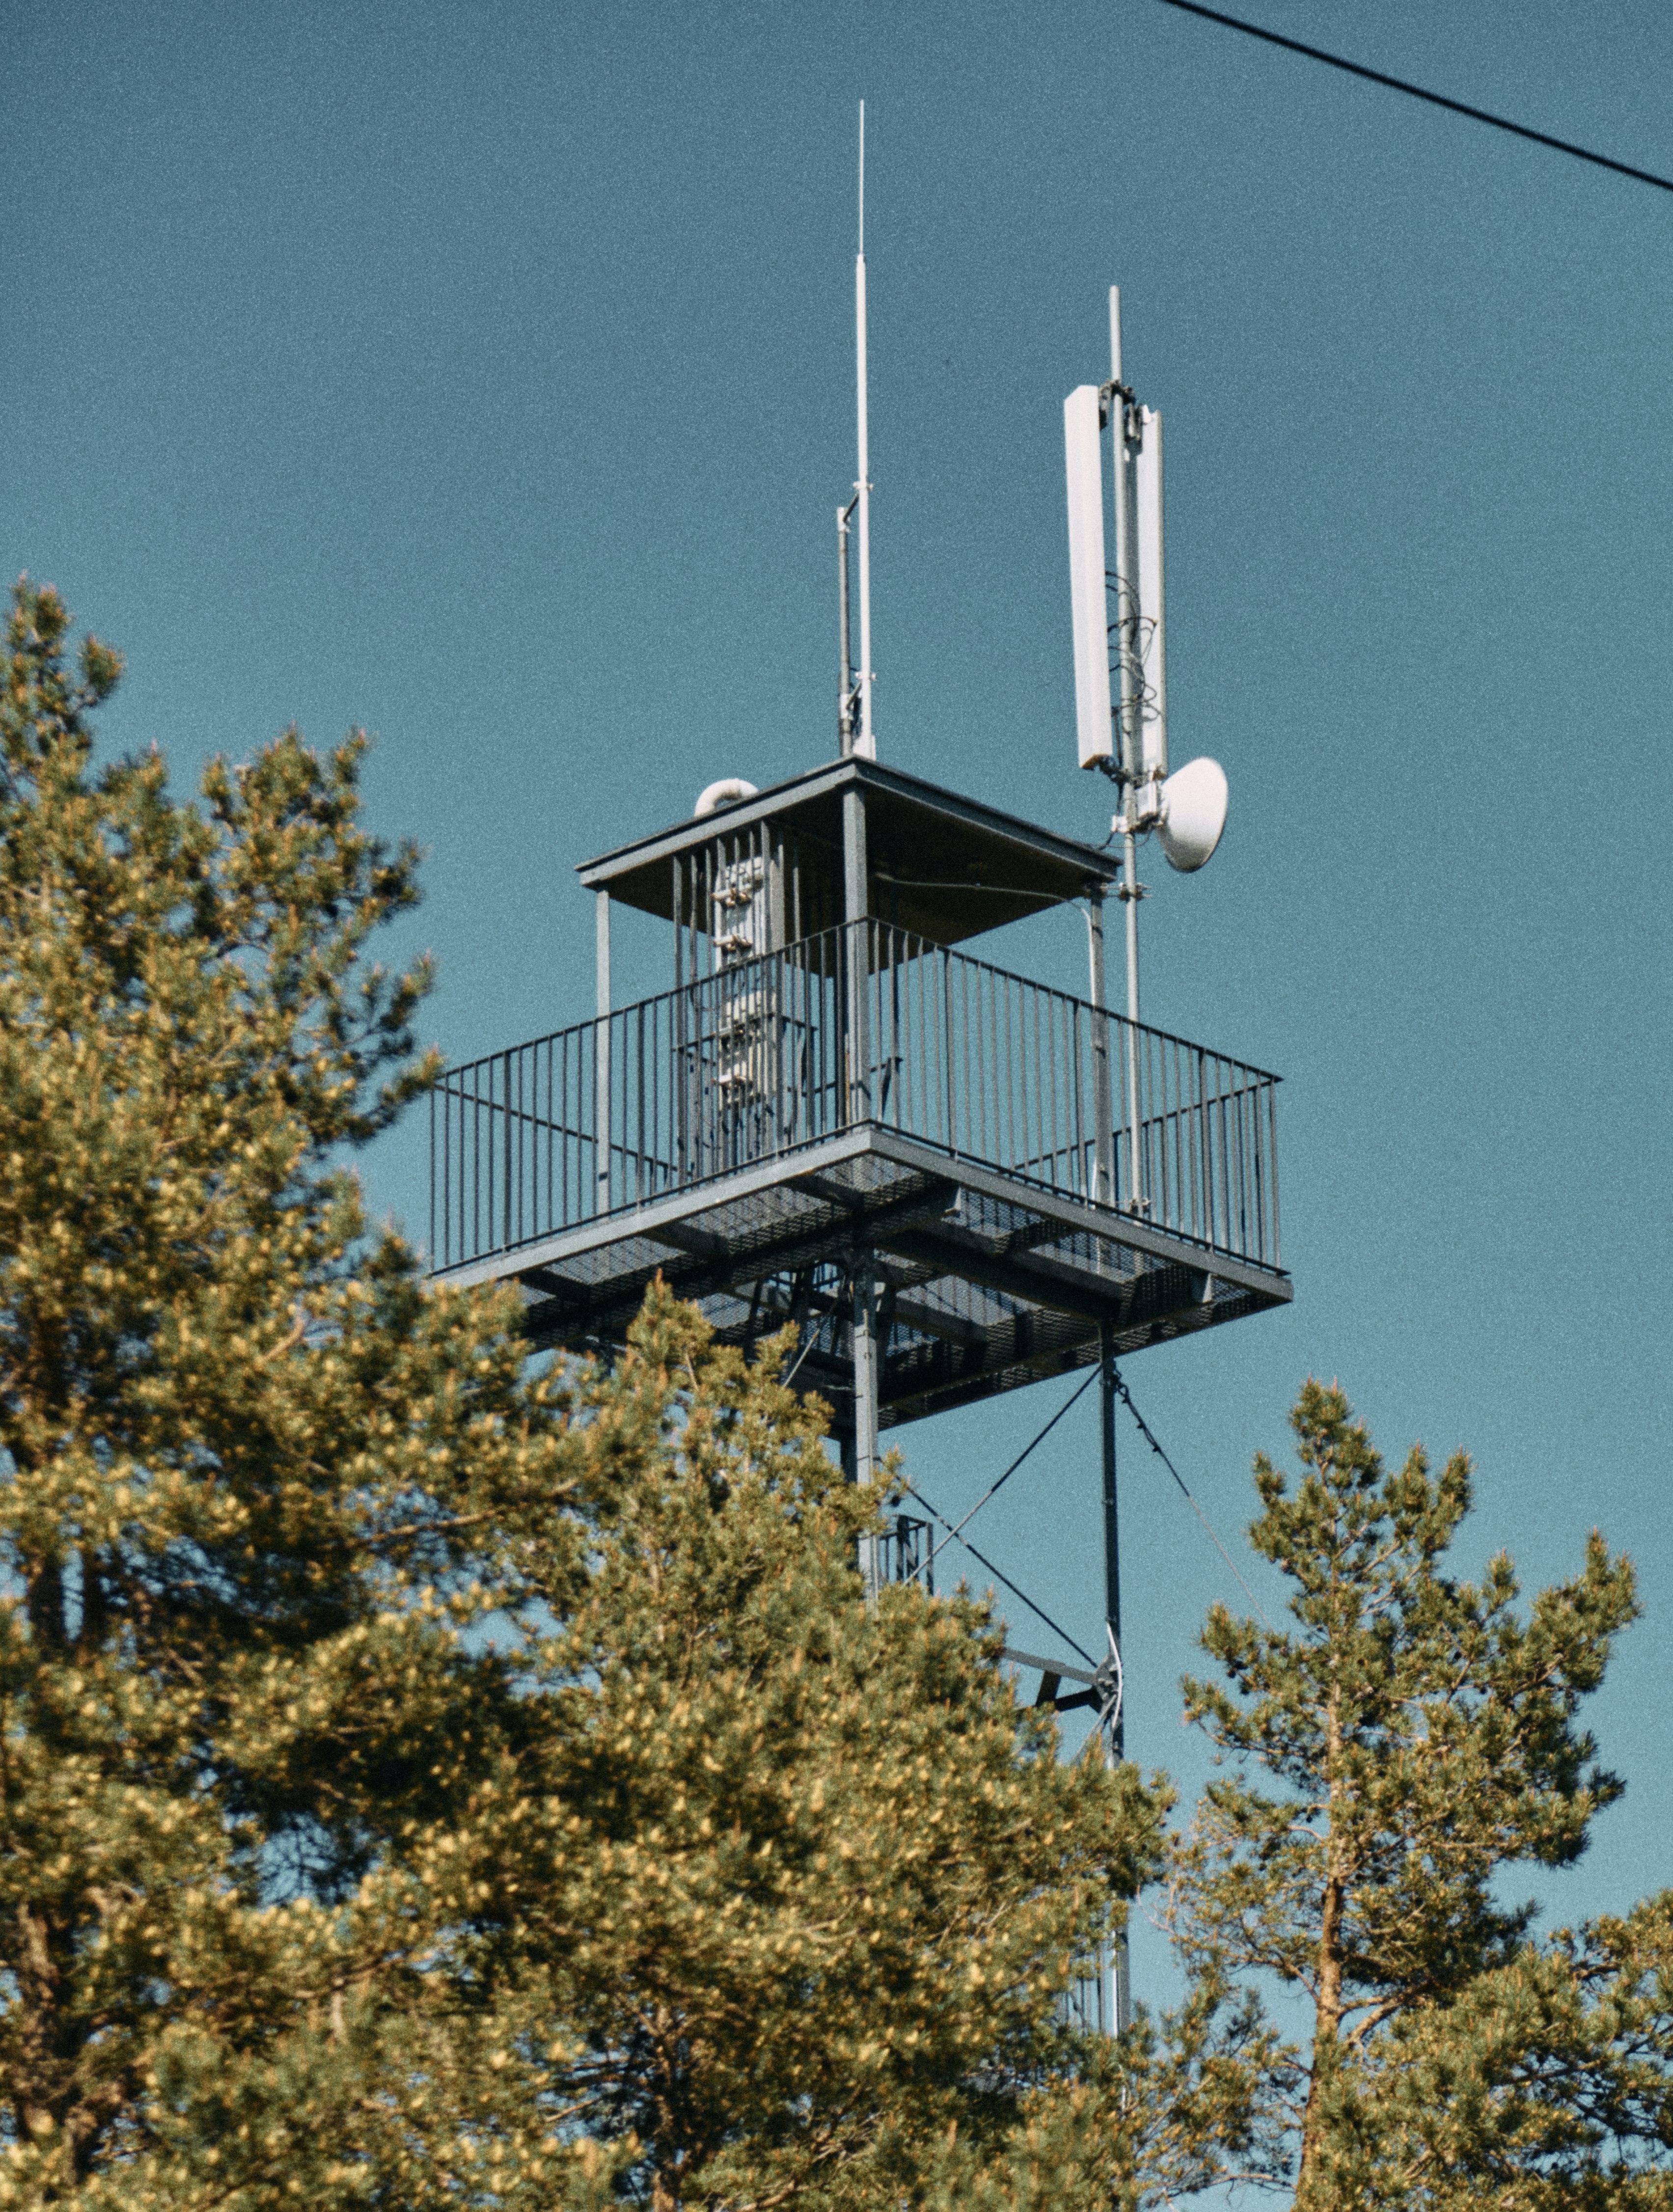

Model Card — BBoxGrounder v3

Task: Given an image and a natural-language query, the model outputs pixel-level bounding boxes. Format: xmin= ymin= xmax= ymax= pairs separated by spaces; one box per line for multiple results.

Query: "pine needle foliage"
xmin=1170 ymin=1378 xmax=1673 ymax=2207
xmin=417 ymin=1284 xmax=1175 ymax=2212
xmin=0 ymin=580 xmax=594 ymax=2205
xmin=0 ymin=580 xmax=1180 ymax=2212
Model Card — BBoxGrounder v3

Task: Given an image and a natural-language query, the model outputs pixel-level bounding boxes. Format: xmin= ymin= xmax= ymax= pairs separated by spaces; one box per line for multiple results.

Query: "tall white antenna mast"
xmin=1063 ymin=285 xmax=1229 ymax=1112
xmin=854 ymin=103 xmax=876 ymax=758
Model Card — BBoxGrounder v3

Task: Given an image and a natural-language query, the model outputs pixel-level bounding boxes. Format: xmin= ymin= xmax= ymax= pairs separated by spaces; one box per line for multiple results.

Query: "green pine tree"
xmin=0 ymin=580 xmax=593 ymax=2205
xmin=412 ymin=1284 xmax=1175 ymax=2212
xmin=0 ymin=579 xmax=1192 ymax=2212
xmin=1170 ymin=1378 xmax=1673 ymax=2208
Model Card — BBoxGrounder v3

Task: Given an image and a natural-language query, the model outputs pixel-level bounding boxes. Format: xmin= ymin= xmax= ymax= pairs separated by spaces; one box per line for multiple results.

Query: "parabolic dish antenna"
xmin=1157 ymin=757 xmax=1228 ymax=874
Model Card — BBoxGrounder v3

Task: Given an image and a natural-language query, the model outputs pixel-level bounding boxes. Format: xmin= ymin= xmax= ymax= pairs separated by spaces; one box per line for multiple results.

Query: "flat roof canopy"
xmin=576 ymin=757 xmax=1120 ymax=949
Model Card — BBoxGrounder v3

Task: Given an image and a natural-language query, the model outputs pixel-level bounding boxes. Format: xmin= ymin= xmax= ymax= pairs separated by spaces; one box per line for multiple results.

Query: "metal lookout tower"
xmin=427 ymin=249 xmax=1291 ymax=2033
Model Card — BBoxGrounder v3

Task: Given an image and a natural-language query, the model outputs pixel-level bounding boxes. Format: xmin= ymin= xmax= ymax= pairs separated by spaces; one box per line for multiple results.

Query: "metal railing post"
xmin=594 ymin=890 xmax=611 ymax=1216
xmin=841 ymin=788 xmax=870 ymax=1125
xmin=1087 ymin=892 xmax=1115 ymax=1209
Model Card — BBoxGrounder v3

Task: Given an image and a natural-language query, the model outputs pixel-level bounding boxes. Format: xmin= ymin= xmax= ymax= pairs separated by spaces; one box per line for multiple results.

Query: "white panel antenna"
xmin=1135 ymin=406 xmax=1167 ymax=783
xmin=1064 ymin=383 xmax=1113 ymax=769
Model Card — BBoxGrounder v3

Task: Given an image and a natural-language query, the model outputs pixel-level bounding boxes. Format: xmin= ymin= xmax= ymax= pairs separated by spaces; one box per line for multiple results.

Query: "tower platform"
xmin=428 ymin=759 xmax=1290 ymax=1439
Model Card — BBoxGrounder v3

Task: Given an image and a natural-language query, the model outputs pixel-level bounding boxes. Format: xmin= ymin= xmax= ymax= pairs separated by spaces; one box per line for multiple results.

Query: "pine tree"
xmin=0 ymin=579 xmax=1184 ymax=2211
xmin=0 ymin=580 xmax=591 ymax=2204
xmin=417 ymin=1284 xmax=1175 ymax=2212
xmin=1169 ymin=1378 xmax=1673 ymax=2208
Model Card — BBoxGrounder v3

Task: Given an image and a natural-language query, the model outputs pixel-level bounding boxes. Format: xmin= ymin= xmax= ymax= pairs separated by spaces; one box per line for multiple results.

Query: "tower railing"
xmin=429 ymin=922 xmax=1280 ymax=1277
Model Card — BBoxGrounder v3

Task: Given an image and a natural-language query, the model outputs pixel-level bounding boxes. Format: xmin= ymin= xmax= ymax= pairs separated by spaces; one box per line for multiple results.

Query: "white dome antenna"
xmin=694 ymin=779 xmax=758 ymax=819
xmin=1157 ymin=757 xmax=1228 ymax=873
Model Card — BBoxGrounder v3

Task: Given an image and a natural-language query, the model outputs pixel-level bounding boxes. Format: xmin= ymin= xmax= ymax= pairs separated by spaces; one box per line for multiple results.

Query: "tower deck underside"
xmin=435 ymin=1126 xmax=1291 ymax=1434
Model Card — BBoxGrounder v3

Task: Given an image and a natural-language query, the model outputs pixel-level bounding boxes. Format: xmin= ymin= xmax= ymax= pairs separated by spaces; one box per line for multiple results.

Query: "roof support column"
xmin=595 ymin=890 xmax=611 ymax=1215
xmin=842 ymin=784 xmax=870 ymax=1127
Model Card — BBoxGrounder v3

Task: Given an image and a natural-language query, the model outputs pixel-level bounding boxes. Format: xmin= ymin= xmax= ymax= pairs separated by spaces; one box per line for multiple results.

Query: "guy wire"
xmin=1111 ymin=1365 xmax=1274 ymax=1630
xmin=902 ymin=1479 xmax=1100 ymax=1669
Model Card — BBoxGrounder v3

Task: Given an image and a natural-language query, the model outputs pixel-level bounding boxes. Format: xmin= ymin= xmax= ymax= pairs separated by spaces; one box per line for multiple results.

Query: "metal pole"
xmin=1119 ymin=839 xmax=1144 ymax=1213
xmin=1087 ymin=891 xmax=1115 ymax=1211
xmin=838 ymin=501 xmax=854 ymax=755
xmin=853 ymin=1272 xmax=882 ymax=1602
xmin=1099 ymin=1321 xmax=1131 ymax=2033
xmin=1110 ymin=288 xmax=1140 ymax=800
xmin=854 ymin=105 xmax=876 ymax=760
xmin=594 ymin=890 xmax=611 ymax=1215
xmin=842 ymin=784 xmax=870 ymax=1126
xmin=1109 ymin=288 xmax=1146 ymax=1213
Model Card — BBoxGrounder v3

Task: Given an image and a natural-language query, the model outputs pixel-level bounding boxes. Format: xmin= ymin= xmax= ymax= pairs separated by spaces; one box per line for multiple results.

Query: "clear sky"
xmin=6 ymin=0 xmax=1672 ymax=2029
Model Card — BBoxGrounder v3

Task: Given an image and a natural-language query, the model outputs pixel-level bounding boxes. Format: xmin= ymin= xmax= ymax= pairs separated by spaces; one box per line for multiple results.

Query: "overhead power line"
xmin=1153 ymin=0 xmax=1673 ymax=196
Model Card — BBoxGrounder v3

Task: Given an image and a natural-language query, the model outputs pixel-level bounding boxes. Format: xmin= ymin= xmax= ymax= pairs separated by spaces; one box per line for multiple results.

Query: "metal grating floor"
xmin=446 ymin=1126 xmax=1290 ymax=1432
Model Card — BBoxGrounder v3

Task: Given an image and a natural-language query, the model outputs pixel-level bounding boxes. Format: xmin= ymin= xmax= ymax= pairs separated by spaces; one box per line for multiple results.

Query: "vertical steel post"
xmin=840 ymin=765 xmax=881 ymax=1597
xmin=1109 ymin=291 xmax=1147 ymax=1212
xmin=853 ymin=1271 xmax=882 ymax=1602
xmin=838 ymin=502 xmax=855 ymax=756
xmin=594 ymin=890 xmax=611 ymax=1215
xmin=1121 ymin=842 xmax=1144 ymax=1211
xmin=1087 ymin=890 xmax=1114 ymax=1210
xmin=1099 ymin=1319 xmax=1131 ymax=2032
xmin=842 ymin=783 xmax=870 ymax=1126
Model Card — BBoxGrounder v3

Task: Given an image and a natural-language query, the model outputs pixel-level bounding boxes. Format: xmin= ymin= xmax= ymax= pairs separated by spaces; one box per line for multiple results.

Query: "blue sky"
xmin=6 ymin=0 xmax=1672 ymax=2030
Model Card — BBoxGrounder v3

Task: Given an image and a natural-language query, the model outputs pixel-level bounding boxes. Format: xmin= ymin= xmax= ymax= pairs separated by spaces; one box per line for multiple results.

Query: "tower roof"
xmin=576 ymin=756 xmax=1121 ymax=948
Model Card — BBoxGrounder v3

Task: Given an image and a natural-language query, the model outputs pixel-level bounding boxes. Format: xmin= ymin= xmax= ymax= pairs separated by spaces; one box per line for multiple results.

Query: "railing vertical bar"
xmin=1193 ymin=1047 xmax=1207 ymax=1246
xmin=1015 ymin=975 xmax=1027 ymax=1176
xmin=1168 ymin=1031 xmax=1186 ymax=1238
xmin=1267 ymin=1078 xmax=1282 ymax=1267
xmin=469 ymin=1068 xmax=480 ymax=1262
xmin=1000 ymin=968 xmax=1015 ymax=1173
xmin=991 ymin=965 xmax=1004 ymax=1170
xmin=962 ymin=957 xmax=976 ymax=1163
xmin=1032 ymin=977 xmax=1042 ymax=1176
xmin=1043 ymin=989 xmax=1058 ymax=1185
xmin=1215 ymin=1059 xmax=1232 ymax=1255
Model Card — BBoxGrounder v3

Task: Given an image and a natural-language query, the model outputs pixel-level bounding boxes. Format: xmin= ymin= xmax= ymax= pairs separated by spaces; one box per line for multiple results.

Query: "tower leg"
xmin=1100 ymin=1321 xmax=1131 ymax=2033
xmin=853 ymin=1269 xmax=882 ymax=1601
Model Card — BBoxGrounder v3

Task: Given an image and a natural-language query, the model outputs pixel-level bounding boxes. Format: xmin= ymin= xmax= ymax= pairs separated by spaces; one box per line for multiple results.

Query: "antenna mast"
xmin=854 ymin=103 xmax=876 ymax=759
xmin=1110 ymin=286 xmax=1142 ymax=1040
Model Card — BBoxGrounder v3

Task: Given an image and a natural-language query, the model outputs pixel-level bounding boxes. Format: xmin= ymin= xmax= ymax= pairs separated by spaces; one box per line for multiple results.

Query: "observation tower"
xmin=427 ymin=256 xmax=1292 ymax=2031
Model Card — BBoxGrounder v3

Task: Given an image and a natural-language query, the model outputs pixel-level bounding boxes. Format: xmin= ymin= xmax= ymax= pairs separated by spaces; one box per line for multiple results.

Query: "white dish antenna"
xmin=1156 ymin=756 xmax=1227 ymax=873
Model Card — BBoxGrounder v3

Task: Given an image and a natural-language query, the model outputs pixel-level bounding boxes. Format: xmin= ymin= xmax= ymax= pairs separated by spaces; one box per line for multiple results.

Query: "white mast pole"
xmin=1110 ymin=285 xmax=1144 ymax=1208
xmin=855 ymin=103 xmax=876 ymax=759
